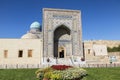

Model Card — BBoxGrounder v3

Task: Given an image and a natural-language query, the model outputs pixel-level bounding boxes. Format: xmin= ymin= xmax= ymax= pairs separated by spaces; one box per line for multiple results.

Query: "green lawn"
xmin=83 ymin=67 xmax=120 ymax=80
xmin=0 ymin=69 xmax=37 ymax=80
xmin=0 ymin=67 xmax=120 ymax=80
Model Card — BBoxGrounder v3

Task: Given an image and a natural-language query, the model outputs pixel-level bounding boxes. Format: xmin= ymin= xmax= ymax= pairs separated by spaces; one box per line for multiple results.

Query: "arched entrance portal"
xmin=54 ymin=25 xmax=71 ymax=58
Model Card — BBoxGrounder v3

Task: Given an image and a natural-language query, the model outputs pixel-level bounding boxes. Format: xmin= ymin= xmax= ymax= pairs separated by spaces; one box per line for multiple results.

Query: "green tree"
xmin=107 ymin=45 xmax=120 ymax=52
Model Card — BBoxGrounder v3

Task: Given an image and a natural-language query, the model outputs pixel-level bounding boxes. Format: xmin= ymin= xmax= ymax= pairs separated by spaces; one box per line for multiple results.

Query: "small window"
xmin=88 ymin=49 xmax=90 ymax=54
xmin=93 ymin=51 xmax=95 ymax=56
xmin=28 ymin=50 xmax=32 ymax=57
xmin=18 ymin=50 xmax=23 ymax=57
xmin=4 ymin=50 xmax=8 ymax=58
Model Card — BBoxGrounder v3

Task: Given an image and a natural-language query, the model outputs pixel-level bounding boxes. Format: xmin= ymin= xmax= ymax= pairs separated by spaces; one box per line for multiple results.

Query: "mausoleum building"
xmin=0 ymin=8 xmax=119 ymax=67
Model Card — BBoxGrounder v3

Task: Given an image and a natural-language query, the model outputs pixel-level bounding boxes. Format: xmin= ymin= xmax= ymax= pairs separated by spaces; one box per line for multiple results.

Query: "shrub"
xmin=35 ymin=67 xmax=53 ymax=80
xmin=44 ymin=72 xmax=52 ymax=79
xmin=35 ymin=65 xmax=87 ymax=80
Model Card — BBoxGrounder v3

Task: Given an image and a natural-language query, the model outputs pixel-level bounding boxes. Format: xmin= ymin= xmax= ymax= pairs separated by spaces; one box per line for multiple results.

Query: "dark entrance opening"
xmin=59 ymin=50 xmax=64 ymax=58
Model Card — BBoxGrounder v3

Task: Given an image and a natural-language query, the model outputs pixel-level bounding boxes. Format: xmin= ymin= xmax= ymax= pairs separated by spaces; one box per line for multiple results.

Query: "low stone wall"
xmin=0 ymin=63 xmax=120 ymax=69
xmin=108 ymin=52 xmax=120 ymax=56
xmin=0 ymin=64 xmax=42 ymax=69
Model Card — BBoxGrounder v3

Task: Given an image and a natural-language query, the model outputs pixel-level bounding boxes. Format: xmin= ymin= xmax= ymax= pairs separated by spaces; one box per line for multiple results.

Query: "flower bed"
xmin=51 ymin=65 xmax=72 ymax=70
xmin=35 ymin=65 xmax=87 ymax=80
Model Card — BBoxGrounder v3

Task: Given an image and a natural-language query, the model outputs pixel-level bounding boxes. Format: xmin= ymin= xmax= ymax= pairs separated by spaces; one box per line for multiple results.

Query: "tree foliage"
xmin=107 ymin=45 xmax=120 ymax=52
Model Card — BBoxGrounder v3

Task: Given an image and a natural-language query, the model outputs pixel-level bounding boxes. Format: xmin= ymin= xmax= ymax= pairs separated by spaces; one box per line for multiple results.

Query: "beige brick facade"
xmin=0 ymin=39 xmax=42 ymax=65
xmin=84 ymin=40 xmax=120 ymax=64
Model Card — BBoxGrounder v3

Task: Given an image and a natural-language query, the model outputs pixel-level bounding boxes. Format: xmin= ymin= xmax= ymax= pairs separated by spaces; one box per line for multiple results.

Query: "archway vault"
xmin=54 ymin=25 xmax=71 ymax=58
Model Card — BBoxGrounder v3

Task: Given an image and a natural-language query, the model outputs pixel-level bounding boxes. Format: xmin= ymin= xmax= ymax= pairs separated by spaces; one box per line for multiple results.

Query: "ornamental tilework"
xmin=43 ymin=8 xmax=83 ymax=58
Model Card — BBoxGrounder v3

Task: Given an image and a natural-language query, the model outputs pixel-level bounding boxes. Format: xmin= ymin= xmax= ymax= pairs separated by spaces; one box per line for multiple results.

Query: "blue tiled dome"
xmin=30 ymin=21 xmax=40 ymax=29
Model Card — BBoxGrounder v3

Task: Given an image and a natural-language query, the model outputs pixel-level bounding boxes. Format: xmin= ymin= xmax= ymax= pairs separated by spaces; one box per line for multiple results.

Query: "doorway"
xmin=58 ymin=47 xmax=65 ymax=58
xmin=59 ymin=50 xmax=64 ymax=58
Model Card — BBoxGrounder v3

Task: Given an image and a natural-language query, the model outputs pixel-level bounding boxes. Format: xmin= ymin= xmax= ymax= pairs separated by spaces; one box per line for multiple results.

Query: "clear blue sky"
xmin=0 ymin=0 xmax=120 ymax=40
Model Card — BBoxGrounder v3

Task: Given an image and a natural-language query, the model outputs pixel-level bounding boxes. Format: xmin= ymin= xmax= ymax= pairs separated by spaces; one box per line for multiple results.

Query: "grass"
xmin=0 ymin=67 xmax=120 ymax=80
xmin=0 ymin=69 xmax=37 ymax=80
xmin=83 ymin=67 xmax=120 ymax=80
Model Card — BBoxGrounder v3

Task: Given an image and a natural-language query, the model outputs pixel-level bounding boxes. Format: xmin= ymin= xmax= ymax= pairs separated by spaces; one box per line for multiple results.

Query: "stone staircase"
xmin=42 ymin=57 xmax=86 ymax=66
xmin=57 ymin=58 xmax=73 ymax=65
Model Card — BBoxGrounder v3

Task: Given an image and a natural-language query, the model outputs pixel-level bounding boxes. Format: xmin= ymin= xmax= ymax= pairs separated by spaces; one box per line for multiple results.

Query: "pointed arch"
xmin=53 ymin=25 xmax=71 ymax=57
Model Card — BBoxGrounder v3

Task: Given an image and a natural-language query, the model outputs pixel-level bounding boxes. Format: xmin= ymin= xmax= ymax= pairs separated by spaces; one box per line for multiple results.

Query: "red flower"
xmin=51 ymin=65 xmax=72 ymax=70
